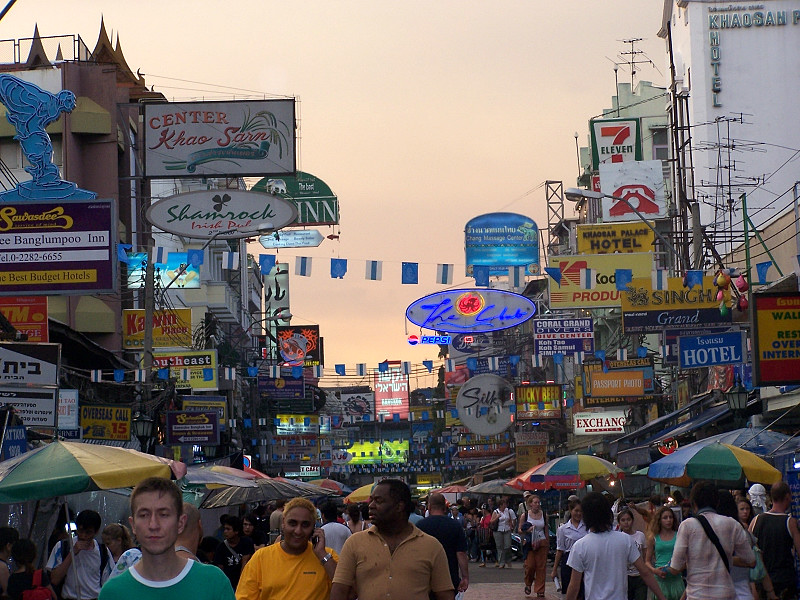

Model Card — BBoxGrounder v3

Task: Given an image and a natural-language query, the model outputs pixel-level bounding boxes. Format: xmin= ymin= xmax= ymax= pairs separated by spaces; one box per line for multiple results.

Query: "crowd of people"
xmin=0 ymin=478 xmax=797 ymax=600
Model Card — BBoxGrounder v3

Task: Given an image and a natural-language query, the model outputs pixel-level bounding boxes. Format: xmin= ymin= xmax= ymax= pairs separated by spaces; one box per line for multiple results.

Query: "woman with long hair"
xmin=737 ymin=498 xmax=754 ymax=529
xmin=346 ymin=503 xmax=366 ymax=535
xmin=6 ymin=539 xmax=56 ymax=600
xmin=519 ymin=494 xmax=550 ymax=597
xmin=551 ymin=498 xmax=586 ymax=599
xmin=619 ymin=508 xmax=648 ymax=600
xmin=490 ymin=497 xmax=515 ymax=569
xmin=101 ymin=523 xmax=133 ymax=564
xmin=645 ymin=506 xmax=685 ymax=600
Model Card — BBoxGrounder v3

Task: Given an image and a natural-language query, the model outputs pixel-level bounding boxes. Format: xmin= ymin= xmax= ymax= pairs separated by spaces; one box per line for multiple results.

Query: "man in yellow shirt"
xmin=236 ymin=497 xmax=336 ymax=600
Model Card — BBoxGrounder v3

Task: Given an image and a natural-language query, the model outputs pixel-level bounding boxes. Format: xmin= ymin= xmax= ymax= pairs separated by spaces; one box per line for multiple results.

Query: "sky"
xmin=0 ymin=1 xmax=667 ymax=388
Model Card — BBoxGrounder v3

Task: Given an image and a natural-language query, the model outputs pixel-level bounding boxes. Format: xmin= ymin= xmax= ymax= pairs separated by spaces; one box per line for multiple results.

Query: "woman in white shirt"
xmin=551 ymin=498 xmax=587 ymax=598
xmin=519 ymin=494 xmax=550 ymax=597
xmin=618 ymin=508 xmax=647 ymax=600
xmin=490 ymin=497 xmax=516 ymax=568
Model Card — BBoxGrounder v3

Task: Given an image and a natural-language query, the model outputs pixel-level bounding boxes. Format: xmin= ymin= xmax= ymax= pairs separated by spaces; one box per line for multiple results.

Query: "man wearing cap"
xmin=518 ymin=492 xmax=532 ymax=522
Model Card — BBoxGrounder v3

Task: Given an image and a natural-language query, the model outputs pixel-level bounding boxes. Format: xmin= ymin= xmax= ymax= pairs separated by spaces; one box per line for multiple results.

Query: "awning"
xmin=611 ymin=392 xmax=709 ymax=447
xmin=0 ymin=96 xmax=111 ymax=137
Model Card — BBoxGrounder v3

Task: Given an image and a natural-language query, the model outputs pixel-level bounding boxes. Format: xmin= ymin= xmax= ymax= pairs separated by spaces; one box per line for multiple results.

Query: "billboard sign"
xmin=143 ymin=100 xmax=296 ymax=177
xmin=80 ymin=405 xmax=130 ymax=441
xmin=0 ymin=387 xmax=57 ymax=427
xmin=533 ymin=318 xmax=594 ymax=356
xmin=327 ymin=392 xmax=375 ymax=422
xmin=587 ymin=370 xmax=646 ymax=397
xmin=464 ymin=212 xmax=539 ymax=276
xmin=258 ymin=229 xmax=324 ymax=249
xmin=166 ymin=411 xmax=219 ymax=445
xmin=126 ymin=252 xmax=201 ymax=289
xmin=342 ymin=440 xmax=409 ymax=465
xmin=258 ymin=373 xmax=305 ymax=400
xmin=678 ymin=331 xmax=747 ymax=369
xmin=406 ymin=289 xmax=536 ymax=333
xmin=620 ymin=276 xmax=730 ymax=333
xmin=57 ymin=389 xmax=79 ymax=430
xmin=599 ymin=160 xmax=667 ymax=222
xmin=573 ymin=410 xmax=627 ymax=435
xmin=276 ymin=325 xmax=322 ymax=367
xmin=182 ymin=396 xmax=228 ymax=430
xmin=455 ymin=374 xmax=514 ymax=437
xmin=152 ymin=350 xmax=218 ymax=391
xmin=0 ymin=297 xmax=48 ymax=342
xmin=374 ymin=369 xmax=410 ymax=420
xmin=0 ymin=200 xmax=115 ymax=295
xmin=548 ymin=253 xmax=653 ymax=309
xmin=589 ymin=117 xmax=642 ymax=169
xmin=123 ymin=308 xmax=192 ymax=349
xmin=515 ymin=384 xmax=562 ymax=419
xmin=275 ymin=414 xmax=319 ymax=436
xmin=146 ymin=190 xmax=298 ymax=240
xmin=252 ymin=171 xmax=339 ymax=226
xmin=576 ymin=222 xmax=656 ymax=255
xmin=752 ymin=292 xmax=800 ymax=385
xmin=0 ymin=342 xmax=59 ymax=385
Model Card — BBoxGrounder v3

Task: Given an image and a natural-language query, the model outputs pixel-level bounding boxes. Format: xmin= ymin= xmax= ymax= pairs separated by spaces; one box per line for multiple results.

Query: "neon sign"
xmin=407 ymin=334 xmax=452 ymax=345
xmin=406 ymin=289 xmax=536 ymax=333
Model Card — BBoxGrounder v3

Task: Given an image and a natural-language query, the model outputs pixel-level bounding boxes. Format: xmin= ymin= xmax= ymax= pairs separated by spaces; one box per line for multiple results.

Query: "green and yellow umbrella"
xmin=344 ymin=483 xmax=376 ymax=504
xmin=0 ymin=440 xmax=173 ymax=503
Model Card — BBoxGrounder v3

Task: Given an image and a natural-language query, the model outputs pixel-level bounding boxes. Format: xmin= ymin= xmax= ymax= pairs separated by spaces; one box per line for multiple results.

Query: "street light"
xmin=564 ymin=187 xmax=681 ymax=262
xmin=131 ymin=411 xmax=156 ymax=453
xmin=726 ymin=381 xmax=749 ymax=428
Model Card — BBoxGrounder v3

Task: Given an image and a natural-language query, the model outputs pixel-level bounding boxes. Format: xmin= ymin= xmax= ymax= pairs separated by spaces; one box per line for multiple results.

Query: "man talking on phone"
xmin=236 ymin=497 xmax=337 ymax=600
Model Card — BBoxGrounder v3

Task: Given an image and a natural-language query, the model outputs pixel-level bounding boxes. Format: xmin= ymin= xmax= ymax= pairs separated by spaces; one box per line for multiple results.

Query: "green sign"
xmin=253 ymin=171 xmax=339 ymax=225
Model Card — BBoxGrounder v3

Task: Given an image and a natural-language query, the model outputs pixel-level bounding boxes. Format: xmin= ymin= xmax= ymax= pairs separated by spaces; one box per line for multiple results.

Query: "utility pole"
xmin=142 ymin=244 xmax=156 ymax=414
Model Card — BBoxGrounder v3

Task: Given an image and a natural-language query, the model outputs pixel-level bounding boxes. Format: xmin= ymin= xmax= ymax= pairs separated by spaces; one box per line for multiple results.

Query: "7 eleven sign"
xmin=590 ymin=117 xmax=642 ymax=170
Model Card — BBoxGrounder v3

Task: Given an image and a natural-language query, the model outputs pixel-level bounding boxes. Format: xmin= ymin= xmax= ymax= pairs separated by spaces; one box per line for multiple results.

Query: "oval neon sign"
xmin=406 ymin=289 xmax=536 ymax=333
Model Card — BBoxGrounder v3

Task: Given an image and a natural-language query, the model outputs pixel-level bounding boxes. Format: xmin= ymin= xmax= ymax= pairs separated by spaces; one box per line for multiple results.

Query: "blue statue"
xmin=0 ymin=74 xmax=95 ymax=201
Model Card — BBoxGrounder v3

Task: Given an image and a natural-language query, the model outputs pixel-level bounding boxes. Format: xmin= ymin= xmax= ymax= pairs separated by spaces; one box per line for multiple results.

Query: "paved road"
xmin=464 ymin=558 xmax=562 ymax=600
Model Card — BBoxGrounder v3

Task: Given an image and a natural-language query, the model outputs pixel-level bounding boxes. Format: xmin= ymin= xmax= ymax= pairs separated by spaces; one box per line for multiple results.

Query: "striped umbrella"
xmin=508 ymin=455 xmax=624 ymax=491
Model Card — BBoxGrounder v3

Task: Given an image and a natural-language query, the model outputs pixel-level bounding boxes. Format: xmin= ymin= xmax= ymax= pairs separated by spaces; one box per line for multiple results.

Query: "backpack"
xmin=22 ymin=569 xmax=55 ymax=600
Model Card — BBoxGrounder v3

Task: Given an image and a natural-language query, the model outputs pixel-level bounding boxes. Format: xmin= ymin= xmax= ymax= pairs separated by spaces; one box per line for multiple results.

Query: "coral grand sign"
xmin=143 ymin=100 xmax=296 ymax=177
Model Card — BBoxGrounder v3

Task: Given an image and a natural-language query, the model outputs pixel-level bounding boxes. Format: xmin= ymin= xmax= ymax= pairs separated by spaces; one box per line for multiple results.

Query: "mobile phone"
xmin=312 ymin=535 xmax=320 ymax=545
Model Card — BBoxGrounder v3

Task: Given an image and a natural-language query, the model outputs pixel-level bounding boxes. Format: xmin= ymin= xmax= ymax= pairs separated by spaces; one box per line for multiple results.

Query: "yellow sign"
xmin=0 ymin=269 xmax=96 ymax=285
xmin=515 ymin=384 xmax=561 ymax=419
xmin=576 ymin=222 xmax=655 ymax=254
xmin=347 ymin=440 xmax=409 ymax=465
xmin=151 ymin=349 xmax=218 ymax=391
xmin=80 ymin=405 xmax=131 ymax=441
xmin=123 ymin=308 xmax=192 ymax=348
xmin=417 ymin=474 xmax=443 ymax=485
xmin=183 ymin=398 xmax=227 ymax=427
xmin=446 ymin=386 xmax=462 ymax=427
xmin=548 ymin=253 xmax=653 ymax=309
xmin=752 ymin=293 xmax=800 ymax=386
xmin=516 ymin=445 xmax=547 ymax=472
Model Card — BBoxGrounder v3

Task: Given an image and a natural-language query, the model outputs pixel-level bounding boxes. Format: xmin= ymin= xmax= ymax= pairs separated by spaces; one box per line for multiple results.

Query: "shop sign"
xmin=587 ymin=371 xmax=645 ymax=397
xmin=166 ymin=410 xmax=219 ymax=445
xmin=455 ymin=374 xmax=514 ymax=437
xmin=0 ymin=425 xmax=26 ymax=460
xmin=0 ymin=387 xmax=57 ymax=427
xmin=548 ymin=253 xmax=653 ymax=309
xmin=183 ymin=396 xmax=227 ymax=431
xmin=123 ymin=308 xmax=192 ymax=349
xmin=533 ymin=318 xmax=594 ymax=355
xmin=464 ymin=212 xmax=540 ymax=275
xmin=516 ymin=445 xmax=547 ymax=472
xmin=0 ymin=297 xmax=48 ymax=342
xmin=752 ymin=292 xmax=800 ymax=385
xmin=678 ymin=331 xmax=746 ymax=369
xmin=252 ymin=171 xmax=340 ymax=226
xmin=573 ymin=410 xmax=627 ymax=435
xmin=515 ymin=384 xmax=561 ymax=419
xmin=152 ymin=350 xmax=218 ymax=391
xmin=589 ymin=117 xmax=642 ymax=170
xmin=656 ymin=438 xmax=679 ymax=455
xmin=599 ymin=160 xmax=667 ymax=221
xmin=576 ymin=222 xmax=656 ymax=255
xmin=80 ymin=404 xmax=130 ymax=441
xmin=0 ymin=342 xmax=59 ymax=386
xmin=275 ymin=414 xmax=319 ymax=436
xmin=406 ymin=289 xmax=536 ymax=333
xmin=146 ymin=190 xmax=298 ymax=239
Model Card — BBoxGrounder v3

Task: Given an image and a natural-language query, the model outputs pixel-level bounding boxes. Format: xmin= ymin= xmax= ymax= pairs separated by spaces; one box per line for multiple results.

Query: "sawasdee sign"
xmin=406 ymin=289 xmax=536 ymax=333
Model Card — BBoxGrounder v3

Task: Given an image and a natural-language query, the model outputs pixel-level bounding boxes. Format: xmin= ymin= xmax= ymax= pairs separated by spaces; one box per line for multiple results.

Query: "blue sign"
xmin=1 ymin=426 xmax=26 ymax=460
xmin=450 ymin=333 xmax=495 ymax=354
xmin=406 ymin=289 xmax=536 ymax=333
xmin=465 ymin=212 xmax=540 ymax=275
xmin=533 ymin=318 xmax=595 ymax=356
xmin=257 ymin=373 xmax=305 ymax=400
xmin=678 ymin=331 xmax=747 ymax=369
xmin=407 ymin=335 xmax=452 ymax=345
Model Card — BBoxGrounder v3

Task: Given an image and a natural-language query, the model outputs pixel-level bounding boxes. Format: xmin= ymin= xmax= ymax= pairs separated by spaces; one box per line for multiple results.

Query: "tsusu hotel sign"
xmin=589 ymin=117 xmax=642 ymax=169
xmin=514 ymin=384 xmax=562 ymax=419
xmin=406 ymin=289 xmax=536 ymax=333
xmin=146 ymin=190 xmax=298 ymax=240
xmin=143 ymin=100 xmax=296 ymax=177
xmin=0 ymin=200 xmax=115 ymax=296
xmin=548 ymin=253 xmax=653 ymax=309
xmin=678 ymin=331 xmax=746 ymax=369
xmin=752 ymin=292 xmax=800 ymax=385
xmin=573 ymin=411 xmax=627 ymax=435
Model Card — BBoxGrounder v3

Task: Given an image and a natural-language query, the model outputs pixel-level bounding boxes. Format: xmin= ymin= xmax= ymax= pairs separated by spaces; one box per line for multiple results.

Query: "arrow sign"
xmin=259 ymin=230 xmax=324 ymax=249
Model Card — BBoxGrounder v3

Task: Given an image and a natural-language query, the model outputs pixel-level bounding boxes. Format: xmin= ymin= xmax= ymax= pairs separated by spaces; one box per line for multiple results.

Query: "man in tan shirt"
xmin=330 ymin=479 xmax=454 ymax=600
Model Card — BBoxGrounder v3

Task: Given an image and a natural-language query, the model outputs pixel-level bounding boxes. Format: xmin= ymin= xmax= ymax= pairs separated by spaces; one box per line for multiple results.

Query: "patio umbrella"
xmin=344 ymin=483 xmax=376 ymax=504
xmin=647 ymin=441 xmax=782 ymax=487
xmin=430 ymin=485 xmax=469 ymax=494
xmin=0 ymin=440 xmax=174 ymax=503
xmin=508 ymin=455 xmax=624 ymax=491
xmin=466 ymin=479 xmax=520 ymax=496
xmin=199 ymin=476 xmax=336 ymax=509
xmin=700 ymin=427 xmax=799 ymax=456
xmin=309 ymin=478 xmax=352 ymax=494
xmin=183 ymin=464 xmax=259 ymax=488
xmin=274 ymin=477 xmax=340 ymax=496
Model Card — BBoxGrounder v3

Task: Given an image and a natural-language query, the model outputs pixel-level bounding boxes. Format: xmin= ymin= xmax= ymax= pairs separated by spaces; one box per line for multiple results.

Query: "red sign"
xmin=0 ymin=297 xmax=48 ymax=342
xmin=373 ymin=368 xmax=410 ymax=420
xmin=657 ymin=438 xmax=679 ymax=456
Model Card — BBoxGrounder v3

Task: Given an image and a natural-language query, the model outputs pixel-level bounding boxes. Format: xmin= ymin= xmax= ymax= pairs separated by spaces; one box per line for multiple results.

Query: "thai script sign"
xmin=573 ymin=410 xmax=627 ymax=435
xmin=752 ymin=292 xmax=800 ymax=385
xmin=183 ymin=396 xmax=228 ymax=431
xmin=406 ymin=289 xmax=536 ymax=333
xmin=0 ymin=297 xmax=48 ymax=342
xmin=464 ymin=212 xmax=540 ymax=275
xmin=548 ymin=253 xmax=653 ymax=309
xmin=123 ymin=308 xmax=192 ymax=349
xmin=678 ymin=331 xmax=746 ymax=369
xmin=533 ymin=318 xmax=594 ymax=356
xmin=599 ymin=160 xmax=667 ymax=222
xmin=80 ymin=404 xmax=130 ymax=441
xmin=143 ymin=100 xmax=296 ymax=177
xmin=0 ymin=342 xmax=59 ymax=385
xmin=589 ymin=117 xmax=642 ymax=169
xmin=252 ymin=171 xmax=339 ymax=226
xmin=0 ymin=200 xmax=115 ymax=295
xmin=576 ymin=222 xmax=656 ymax=254
xmin=146 ymin=190 xmax=298 ymax=239
xmin=621 ymin=276 xmax=730 ymax=332
xmin=0 ymin=387 xmax=57 ymax=427
xmin=373 ymin=368 xmax=410 ymax=420
xmin=151 ymin=349 xmax=218 ymax=391
xmin=166 ymin=411 xmax=219 ymax=445
xmin=455 ymin=374 xmax=514 ymax=437
xmin=515 ymin=384 xmax=562 ymax=419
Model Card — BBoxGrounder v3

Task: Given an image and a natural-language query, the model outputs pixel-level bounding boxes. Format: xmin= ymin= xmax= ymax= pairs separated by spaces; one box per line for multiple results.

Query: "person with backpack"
xmin=7 ymin=538 xmax=55 ymax=600
xmin=45 ymin=509 xmax=113 ymax=600
xmin=212 ymin=515 xmax=254 ymax=590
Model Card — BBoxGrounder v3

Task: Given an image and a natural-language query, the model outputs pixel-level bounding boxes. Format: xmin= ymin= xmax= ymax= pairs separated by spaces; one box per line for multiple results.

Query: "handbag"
xmin=749 ymin=544 xmax=767 ymax=582
xmin=489 ymin=510 xmax=500 ymax=531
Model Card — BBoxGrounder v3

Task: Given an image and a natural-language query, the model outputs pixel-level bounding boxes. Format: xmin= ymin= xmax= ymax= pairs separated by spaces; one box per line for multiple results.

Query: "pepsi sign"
xmin=406 ymin=289 xmax=536 ymax=333
xmin=408 ymin=335 xmax=452 ymax=345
